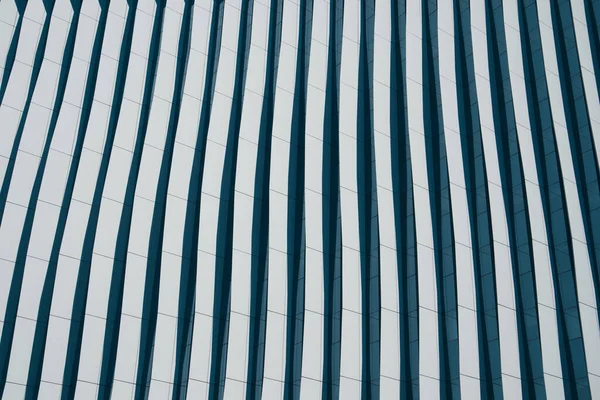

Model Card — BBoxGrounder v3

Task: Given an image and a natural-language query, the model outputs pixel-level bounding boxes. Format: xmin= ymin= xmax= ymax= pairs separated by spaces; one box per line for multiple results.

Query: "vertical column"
xmin=0 ymin=0 xmax=73 ymax=396
xmin=372 ymin=0 xmax=401 ymax=398
xmin=32 ymin=0 xmax=103 ymax=396
xmin=437 ymin=1 xmax=481 ymax=397
xmin=300 ymin=0 xmax=328 ymax=396
xmin=470 ymin=0 xmax=522 ymax=397
xmin=261 ymin=0 xmax=302 ymax=397
xmin=405 ymin=0 xmax=440 ymax=398
xmin=142 ymin=0 xmax=194 ymax=396
xmin=502 ymin=0 xmax=565 ymax=396
xmin=537 ymin=0 xmax=600 ymax=394
xmin=186 ymin=0 xmax=241 ymax=396
xmin=220 ymin=0 xmax=271 ymax=398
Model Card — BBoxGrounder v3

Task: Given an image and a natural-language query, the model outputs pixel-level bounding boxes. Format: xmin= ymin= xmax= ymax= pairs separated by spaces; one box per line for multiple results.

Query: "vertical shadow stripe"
xmin=95 ymin=0 xmax=166 ymax=396
xmin=207 ymin=1 xmax=254 ymax=398
xmin=134 ymin=0 xmax=194 ymax=397
xmin=23 ymin=0 xmax=82 ymax=396
xmin=93 ymin=3 xmax=141 ymax=398
xmin=549 ymin=0 xmax=600 ymax=325
xmin=421 ymin=1 xmax=461 ymax=397
xmin=517 ymin=1 xmax=582 ymax=397
xmin=0 ymin=0 xmax=55 ymax=226
xmin=452 ymin=0 xmax=503 ymax=398
xmin=58 ymin=1 xmax=139 ymax=398
xmin=522 ymin=0 xmax=592 ymax=397
xmin=7 ymin=1 xmax=110 ymax=397
xmin=485 ymin=0 xmax=554 ymax=397
xmin=282 ymin=0 xmax=313 ymax=398
xmin=245 ymin=0 xmax=284 ymax=399
xmin=389 ymin=0 xmax=419 ymax=397
xmin=0 ymin=0 xmax=80 ymax=397
xmin=321 ymin=1 xmax=343 ymax=399
xmin=356 ymin=0 xmax=380 ymax=398
xmin=171 ymin=1 xmax=224 ymax=398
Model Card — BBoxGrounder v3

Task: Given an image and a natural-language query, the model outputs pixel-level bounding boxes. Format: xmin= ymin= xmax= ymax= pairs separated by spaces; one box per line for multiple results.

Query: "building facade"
xmin=0 ymin=0 xmax=600 ymax=398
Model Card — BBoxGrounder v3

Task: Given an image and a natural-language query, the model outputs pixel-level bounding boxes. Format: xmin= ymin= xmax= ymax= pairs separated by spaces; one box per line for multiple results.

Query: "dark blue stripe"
xmin=517 ymin=1 xmax=585 ymax=398
xmin=452 ymin=0 xmax=503 ymax=398
xmin=548 ymin=0 xmax=600 ymax=330
xmin=207 ymin=1 xmax=254 ymax=398
xmin=0 ymin=0 xmax=54 ymax=226
xmin=485 ymin=0 xmax=554 ymax=397
xmin=57 ymin=1 xmax=138 ymax=398
xmin=134 ymin=0 xmax=194 ymax=397
xmin=95 ymin=0 xmax=166 ymax=395
xmin=0 ymin=0 xmax=69 ymax=395
xmin=245 ymin=0 xmax=284 ymax=399
xmin=281 ymin=0 xmax=314 ymax=398
xmin=356 ymin=1 xmax=380 ymax=399
xmin=22 ymin=2 xmax=82 ymax=396
xmin=0 ymin=1 xmax=80 ymax=397
xmin=172 ymin=1 xmax=225 ymax=398
xmin=92 ymin=4 xmax=139 ymax=399
xmin=389 ymin=0 xmax=419 ymax=397
xmin=321 ymin=1 xmax=343 ymax=399
xmin=421 ymin=1 xmax=460 ymax=398
xmin=550 ymin=0 xmax=598 ymax=399
xmin=11 ymin=1 xmax=109 ymax=397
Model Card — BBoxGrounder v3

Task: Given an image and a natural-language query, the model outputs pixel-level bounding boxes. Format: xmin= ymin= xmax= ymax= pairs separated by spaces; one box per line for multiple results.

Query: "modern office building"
xmin=0 ymin=0 xmax=599 ymax=398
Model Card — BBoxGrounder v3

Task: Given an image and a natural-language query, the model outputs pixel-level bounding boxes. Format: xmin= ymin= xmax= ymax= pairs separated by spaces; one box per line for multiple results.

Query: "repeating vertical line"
xmin=50 ymin=2 xmax=136 ymax=397
xmin=16 ymin=0 xmax=82 ymax=396
xmin=0 ymin=0 xmax=79 ymax=396
xmin=484 ymin=0 xmax=548 ymax=396
xmin=171 ymin=1 xmax=224 ymax=398
xmin=244 ymin=0 xmax=283 ymax=399
xmin=504 ymin=0 xmax=565 ymax=396
xmin=389 ymin=0 xmax=419 ymax=397
xmin=528 ymin=0 xmax=596 ymax=396
xmin=282 ymin=0 xmax=311 ymax=396
xmin=0 ymin=0 xmax=54 ymax=226
xmin=453 ymin=2 xmax=504 ymax=397
xmin=549 ymin=0 xmax=600 ymax=327
xmin=539 ymin=0 xmax=600 ymax=391
xmin=207 ymin=1 xmax=254 ymax=398
xmin=2 ymin=0 xmax=600 ymax=397
xmin=406 ymin=0 xmax=443 ymax=396
xmin=470 ymin=0 xmax=524 ymax=396
xmin=133 ymin=0 xmax=194 ymax=396
xmin=0 ymin=1 xmax=102 ymax=398
xmin=436 ymin=0 xmax=482 ymax=396
xmin=18 ymin=2 xmax=108 ymax=397
xmin=96 ymin=0 xmax=167 ymax=393
xmin=356 ymin=0 xmax=380 ymax=398
xmin=91 ymin=3 xmax=141 ymax=399
xmin=421 ymin=0 xmax=461 ymax=397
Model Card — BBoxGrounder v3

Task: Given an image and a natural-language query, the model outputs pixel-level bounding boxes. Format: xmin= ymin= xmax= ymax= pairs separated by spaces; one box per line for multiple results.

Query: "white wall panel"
xmin=0 ymin=0 xmax=598 ymax=397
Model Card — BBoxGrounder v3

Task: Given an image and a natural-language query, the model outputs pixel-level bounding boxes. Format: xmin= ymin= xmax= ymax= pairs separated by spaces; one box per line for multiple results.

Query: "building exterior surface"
xmin=0 ymin=0 xmax=600 ymax=398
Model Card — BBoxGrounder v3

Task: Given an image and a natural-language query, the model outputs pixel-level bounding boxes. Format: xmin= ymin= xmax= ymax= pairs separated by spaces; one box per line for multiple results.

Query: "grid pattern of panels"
xmin=0 ymin=0 xmax=600 ymax=399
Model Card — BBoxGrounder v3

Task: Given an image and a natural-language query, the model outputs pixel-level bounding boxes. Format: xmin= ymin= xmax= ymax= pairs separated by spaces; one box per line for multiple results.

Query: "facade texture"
xmin=1 ymin=0 xmax=600 ymax=398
